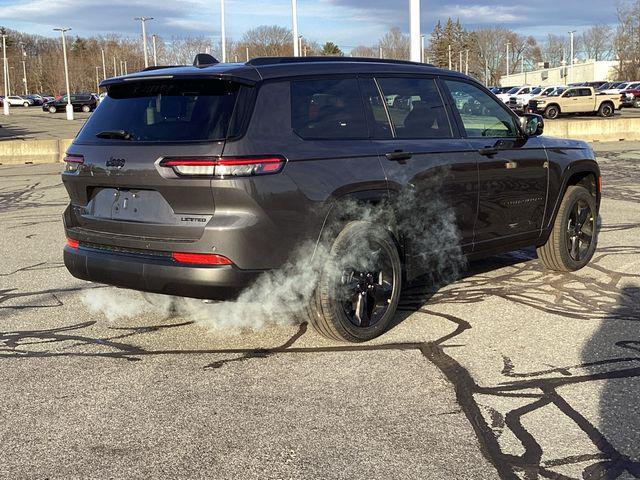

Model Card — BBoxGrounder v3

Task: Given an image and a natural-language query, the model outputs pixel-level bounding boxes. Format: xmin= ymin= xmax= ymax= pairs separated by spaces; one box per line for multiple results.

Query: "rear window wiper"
xmin=96 ymin=130 xmax=135 ymax=140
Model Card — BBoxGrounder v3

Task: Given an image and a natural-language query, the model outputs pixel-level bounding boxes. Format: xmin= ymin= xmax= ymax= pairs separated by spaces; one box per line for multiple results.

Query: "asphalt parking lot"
xmin=0 ymin=142 xmax=639 ymax=479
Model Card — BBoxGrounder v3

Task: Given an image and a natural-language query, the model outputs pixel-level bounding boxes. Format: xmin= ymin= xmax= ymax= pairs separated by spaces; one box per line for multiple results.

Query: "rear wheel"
xmin=308 ymin=221 xmax=402 ymax=342
xmin=48 ymin=106 xmax=57 ymax=113
xmin=634 ymin=98 xmax=640 ymax=108
xmin=537 ymin=186 xmax=597 ymax=272
xmin=23 ymin=102 xmax=29 ymax=108
xmin=81 ymin=104 xmax=91 ymax=113
xmin=598 ymin=102 xmax=614 ymax=117
xmin=544 ymin=105 xmax=560 ymax=119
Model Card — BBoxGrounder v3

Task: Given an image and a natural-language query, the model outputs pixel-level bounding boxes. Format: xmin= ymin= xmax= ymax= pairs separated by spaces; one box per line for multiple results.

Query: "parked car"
xmin=62 ymin=55 xmax=601 ymax=342
xmin=621 ymin=88 xmax=640 ymax=108
xmin=527 ymin=86 xmax=621 ymax=119
xmin=496 ymin=86 xmax=533 ymax=104
xmin=4 ymin=95 xmax=35 ymax=107
xmin=490 ymin=86 xmax=515 ymax=95
xmin=601 ymin=82 xmax=636 ymax=94
xmin=43 ymin=94 xmax=98 ymax=113
xmin=26 ymin=94 xmax=44 ymax=106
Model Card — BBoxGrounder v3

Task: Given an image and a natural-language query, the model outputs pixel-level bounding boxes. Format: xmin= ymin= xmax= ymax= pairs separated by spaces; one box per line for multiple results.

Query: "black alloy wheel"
xmin=566 ymin=198 xmax=595 ymax=262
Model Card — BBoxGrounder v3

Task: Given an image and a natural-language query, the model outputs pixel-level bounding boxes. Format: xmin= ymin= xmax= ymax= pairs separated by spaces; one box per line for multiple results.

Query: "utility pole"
xmin=568 ymin=30 xmax=576 ymax=84
xmin=53 ymin=27 xmax=73 ymax=120
xmin=151 ymin=34 xmax=158 ymax=66
xmin=220 ymin=0 xmax=226 ymax=62
xmin=291 ymin=0 xmax=299 ymax=56
xmin=134 ymin=17 xmax=153 ymax=68
xmin=2 ymin=34 xmax=9 ymax=115
xmin=506 ymin=42 xmax=510 ymax=83
xmin=19 ymin=42 xmax=28 ymax=95
xmin=448 ymin=44 xmax=452 ymax=70
xmin=101 ymin=48 xmax=107 ymax=80
xmin=409 ymin=0 xmax=421 ymax=62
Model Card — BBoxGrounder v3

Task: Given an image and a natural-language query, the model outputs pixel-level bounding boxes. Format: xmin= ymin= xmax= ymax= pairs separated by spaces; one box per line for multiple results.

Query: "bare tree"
xmin=541 ymin=34 xmax=568 ymax=68
xmin=614 ymin=0 xmax=640 ymax=79
xmin=378 ymin=27 xmax=409 ymax=60
xmin=350 ymin=45 xmax=377 ymax=58
xmin=581 ymin=24 xmax=614 ymax=61
xmin=237 ymin=25 xmax=293 ymax=58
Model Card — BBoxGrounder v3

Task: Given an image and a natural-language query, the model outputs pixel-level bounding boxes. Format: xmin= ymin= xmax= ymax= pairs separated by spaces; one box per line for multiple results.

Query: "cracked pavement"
xmin=0 ymin=142 xmax=639 ymax=479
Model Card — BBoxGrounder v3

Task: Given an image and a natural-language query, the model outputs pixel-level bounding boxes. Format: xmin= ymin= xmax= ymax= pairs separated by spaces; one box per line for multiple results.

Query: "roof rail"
xmin=245 ymin=56 xmax=434 ymax=67
xmin=142 ymin=65 xmax=185 ymax=72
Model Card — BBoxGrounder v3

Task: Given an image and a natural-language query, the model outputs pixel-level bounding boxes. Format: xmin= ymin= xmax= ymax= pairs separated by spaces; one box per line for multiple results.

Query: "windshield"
xmin=506 ymin=87 xmax=520 ymax=94
xmin=76 ymin=79 xmax=241 ymax=143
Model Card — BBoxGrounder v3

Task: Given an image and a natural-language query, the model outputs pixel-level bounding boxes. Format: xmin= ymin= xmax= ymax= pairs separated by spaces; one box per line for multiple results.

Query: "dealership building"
xmin=499 ymin=60 xmax=619 ymax=87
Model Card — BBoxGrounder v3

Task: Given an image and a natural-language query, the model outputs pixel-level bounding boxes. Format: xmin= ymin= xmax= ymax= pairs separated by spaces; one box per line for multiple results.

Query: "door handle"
xmin=385 ymin=151 xmax=413 ymax=162
xmin=478 ymin=147 xmax=499 ymax=156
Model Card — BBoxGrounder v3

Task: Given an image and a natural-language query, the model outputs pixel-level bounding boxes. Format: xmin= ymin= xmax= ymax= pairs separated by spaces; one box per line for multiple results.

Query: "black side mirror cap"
xmin=520 ymin=113 xmax=544 ymax=137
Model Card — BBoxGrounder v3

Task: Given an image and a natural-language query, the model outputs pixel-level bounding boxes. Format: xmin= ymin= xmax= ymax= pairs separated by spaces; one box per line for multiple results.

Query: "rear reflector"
xmin=159 ymin=156 xmax=285 ymax=178
xmin=171 ymin=252 xmax=233 ymax=265
xmin=66 ymin=238 xmax=80 ymax=249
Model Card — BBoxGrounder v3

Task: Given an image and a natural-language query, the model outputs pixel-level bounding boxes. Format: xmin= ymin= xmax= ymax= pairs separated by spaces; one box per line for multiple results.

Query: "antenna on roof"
xmin=193 ymin=53 xmax=220 ymax=68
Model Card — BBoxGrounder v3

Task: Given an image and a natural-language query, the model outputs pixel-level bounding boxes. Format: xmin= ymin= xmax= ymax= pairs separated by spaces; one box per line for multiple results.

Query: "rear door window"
xmin=76 ymin=79 xmax=241 ymax=143
xmin=376 ymin=77 xmax=453 ymax=139
xmin=291 ymin=78 xmax=368 ymax=140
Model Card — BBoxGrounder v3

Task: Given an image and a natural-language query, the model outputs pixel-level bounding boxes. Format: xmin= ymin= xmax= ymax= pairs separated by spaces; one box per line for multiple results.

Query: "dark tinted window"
xmin=376 ymin=77 xmax=452 ymax=139
xmin=359 ymin=78 xmax=392 ymax=139
xmin=444 ymin=80 xmax=518 ymax=138
xmin=579 ymin=88 xmax=593 ymax=96
xmin=76 ymin=79 xmax=240 ymax=143
xmin=291 ymin=78 xmax=368 ymax=139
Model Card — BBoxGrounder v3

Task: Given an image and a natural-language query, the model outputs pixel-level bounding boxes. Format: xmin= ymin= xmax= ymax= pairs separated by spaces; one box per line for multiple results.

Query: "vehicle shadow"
xmin=579 ymin=285 xmax=640 ymax=479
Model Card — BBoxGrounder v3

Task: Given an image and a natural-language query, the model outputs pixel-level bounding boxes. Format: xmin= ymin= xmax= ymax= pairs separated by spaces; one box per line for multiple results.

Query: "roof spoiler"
xmin=193 ymin=53 xmax=220 ymax=68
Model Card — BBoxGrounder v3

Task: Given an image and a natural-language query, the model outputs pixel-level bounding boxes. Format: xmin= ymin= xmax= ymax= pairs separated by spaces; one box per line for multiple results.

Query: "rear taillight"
xmin=63 ymin=154 xmax=84 ymax=172
xmin=66 ymin=238 xmax=79 ymax=249
xmin=172 ymin=252 xmax=233 ymax=266
xmin=159 ymin=156 xmax=285 ymax=178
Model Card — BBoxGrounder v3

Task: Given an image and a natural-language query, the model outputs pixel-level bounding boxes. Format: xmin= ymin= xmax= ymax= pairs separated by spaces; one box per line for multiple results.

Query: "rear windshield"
xmin=76 ymin=79 xmax=240 ymax=143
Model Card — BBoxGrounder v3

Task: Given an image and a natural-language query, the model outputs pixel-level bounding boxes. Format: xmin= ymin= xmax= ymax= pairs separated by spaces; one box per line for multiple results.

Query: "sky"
xmin=0 ymin=0 xmax=619 ymax=51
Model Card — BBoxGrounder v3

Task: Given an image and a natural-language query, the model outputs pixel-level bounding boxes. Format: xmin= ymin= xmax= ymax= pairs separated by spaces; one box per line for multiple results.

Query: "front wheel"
xmin=544 ymin=105 xmax=560 ymax=119
xmin=23 ymin=102 xmax=30 ymax=108
xmin=537 ymin=186 xmax=598 ymax=272
xmin=308 ymin=221 xmax=402 ymax=342
xmin=634 ymin=99 xmax=640 ymax=109
xmin=81 ymin=105 xmax=91 ymax=113
xmin=48 ymin=106 xmax=57 ymax=113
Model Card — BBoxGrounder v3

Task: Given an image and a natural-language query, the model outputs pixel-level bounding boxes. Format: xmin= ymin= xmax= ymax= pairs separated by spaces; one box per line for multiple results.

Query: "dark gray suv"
xmin=63 ymin=56 xmax=601 ymax=342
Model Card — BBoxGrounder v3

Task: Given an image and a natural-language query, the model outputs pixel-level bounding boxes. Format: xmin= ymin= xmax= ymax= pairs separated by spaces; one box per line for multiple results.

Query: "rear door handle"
xmin=385 ymin=151 xmax=413 ymax=162
xmin=478 ymin=147 xmax=499 ymax=157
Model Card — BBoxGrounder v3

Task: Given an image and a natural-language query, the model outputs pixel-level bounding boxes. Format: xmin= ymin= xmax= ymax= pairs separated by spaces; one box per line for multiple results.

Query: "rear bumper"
xmin=64 ymin=245 xmax=264 ymax=300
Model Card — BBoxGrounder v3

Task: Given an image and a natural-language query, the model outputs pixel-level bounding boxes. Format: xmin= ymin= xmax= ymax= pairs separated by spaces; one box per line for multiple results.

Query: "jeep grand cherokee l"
xmin=63 ymin=56 xmax=601 ymax=342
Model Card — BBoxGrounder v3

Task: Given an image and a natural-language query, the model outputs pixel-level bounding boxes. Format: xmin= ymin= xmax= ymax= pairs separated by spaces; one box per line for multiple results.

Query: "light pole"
xmin=568 ymin=30 xmax=576 ymax=84
xmin=53 ymin=27 xmax=73 ymax=120
xmin=2 ymin=34 xmax=9 ymax=115
xmin=220 ymin=0 xmax=226 ymax=62
xmin=420 ymin=34 xmax=425 ymax=63
xmin=409 ymin=0 xmax=421 ymax=62
xmin=151 ymin=34 xmax=158 ymax=66
xmin=291 ymin=0 xmax=299 ymax=56
xmin=134 ymin=17 xmax=154 ymax=68
xmin=465 ymin=49 xmax=469 ymax=75
xmin=113 ymin=56 xmax=117 ymax=77
xmin=506 ymin=42 xmax=510 ymax=84
xmin=246 ymin=46 xmax=250 ymax=62
xmin=448 ymin=44 xmax=452 ymax=70
xmin=95 ymin=66 xmax=100 ymax=92
xmin=298 ymin=35 xmax=303 ymax=57
xmin=101 ymin=48 xmax=106 ymax=79
xmin=19 ymin=42 xmax=28 ymax=95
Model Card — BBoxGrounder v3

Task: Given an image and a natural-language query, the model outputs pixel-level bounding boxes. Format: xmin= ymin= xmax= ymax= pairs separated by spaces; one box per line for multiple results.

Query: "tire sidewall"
xmin=318 ymin=221 xmax=402 ymax=342
xmin=553 ymin=186 xmax=598 ymax=271
xmin=599 ymin=103 xmax=613 ymax=117
xmin=82 ymin=105 xmax=91 ymax=113
xmin=48 ymin=106 xmax=56 ymax=113
xmin=545 ymin=106 xmax=559 ymax=119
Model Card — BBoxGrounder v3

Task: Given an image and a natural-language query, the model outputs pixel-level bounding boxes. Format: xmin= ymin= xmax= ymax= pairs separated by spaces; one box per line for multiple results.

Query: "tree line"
xmin=1 ymin=0 xmax=638 ymax=95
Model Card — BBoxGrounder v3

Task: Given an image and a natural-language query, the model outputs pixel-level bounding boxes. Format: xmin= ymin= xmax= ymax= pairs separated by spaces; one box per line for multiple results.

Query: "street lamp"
xmin=298 ymin=35 xmax=303 ymax=57
xmin=291 ymin=0 xmax=299 ymax=57
xmin=151 ymin=34 xmax=158 ymax=66
xmin=53 ymin=27 xmax=73 ymax=120
xmin=219 ymin=0 xmax=226 ymax=62
xmin=19 ymin=42 xmax=28 ymax=95
xmin=2 ymin=34 xmax=9 ymax=115
xmin=568 ymin=30 xmax=576 ymax=84
xmin=506 ymin=42 xmax=511 ymax=83
xmin=409 ymin=0 xmax=421 ymax=62
xmin=134 ymin=17 xmax=154 ymax=68
xmin=95 ymin=66 xmax=100 ymax=92
xmin=420 ymin=34 xmax=425 ymax=63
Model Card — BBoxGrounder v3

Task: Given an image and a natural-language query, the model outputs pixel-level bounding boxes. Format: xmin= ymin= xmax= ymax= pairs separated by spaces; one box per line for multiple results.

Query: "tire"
xmin=598 ymin=102 xmax=614 ymax=117
xmin=23 ymin=102 xmax=29 ymax=108
xmin=544 ymin=105 xmax=560 ymax=119
xmin=81 ymin=105 xmax=91 ymax=113
xmin=308 ymin=221 xmax=402 ymax=342
xmin=634 ymin=99 xmax=640 ymax=109
xmin=48 ymin=106 xmax=57 ymax=113
xmin=537 ymin=186 xmax=598 ymax=272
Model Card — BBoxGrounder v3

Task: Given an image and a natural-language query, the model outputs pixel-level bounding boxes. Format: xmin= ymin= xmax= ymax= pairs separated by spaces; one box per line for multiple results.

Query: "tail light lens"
xmin=159 ymin=156 xmax=285 ymax=178
xmin=66 ymin=238 xmax=79 ymax=249
xmin=172 ymin=252 xmax=233 ymax=266
xmin=63 ymin=154 xmax=84 ymax=172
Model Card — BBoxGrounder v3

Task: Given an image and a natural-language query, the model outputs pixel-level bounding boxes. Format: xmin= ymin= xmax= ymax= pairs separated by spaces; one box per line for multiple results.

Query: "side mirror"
xmin=519 ymin=113 xmax=544 ymax=137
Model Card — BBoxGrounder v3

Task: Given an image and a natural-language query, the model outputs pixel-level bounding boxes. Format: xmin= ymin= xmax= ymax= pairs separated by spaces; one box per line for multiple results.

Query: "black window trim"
xmin=437 ymin=75 xmax=524 ymax=140
xmin=371 ymin=73 xmax=461 ymax=140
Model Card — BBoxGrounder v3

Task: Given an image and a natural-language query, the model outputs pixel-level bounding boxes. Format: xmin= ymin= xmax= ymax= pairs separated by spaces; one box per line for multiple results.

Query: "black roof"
xmin=100 ymin=56 xmax=465 ymax=88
